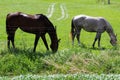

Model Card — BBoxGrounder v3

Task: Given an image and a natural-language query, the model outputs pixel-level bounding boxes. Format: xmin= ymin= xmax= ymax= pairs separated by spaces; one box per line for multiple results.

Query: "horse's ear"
xmin=58 ymin=39 xmax=61 ymax=43
xmin=55 ymin=26 xmax=57 ymax=30
xmin=115 ymin=34 xmax=117 ymax=37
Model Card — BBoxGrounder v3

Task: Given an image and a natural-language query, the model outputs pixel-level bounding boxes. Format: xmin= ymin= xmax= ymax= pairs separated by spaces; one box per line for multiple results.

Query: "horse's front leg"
xmin=92 ymin=32 xmax=101 ymax=48
xmin=33 ymin=35 xmax=40 ymax=52
xmin=98 ymin=33 xmax=101 ymax=48
xmin=41 ymin=35 xmax=49 ymax=50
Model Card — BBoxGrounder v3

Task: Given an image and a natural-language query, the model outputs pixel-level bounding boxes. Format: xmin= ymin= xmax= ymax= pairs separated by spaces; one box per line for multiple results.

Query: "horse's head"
xmin=48 ymin=26 xmax=61 ymax=52
xmin=50 ymin=39 xmax=60 ymax=52
xmin=110 ymin=34 xmax=117 ymax=46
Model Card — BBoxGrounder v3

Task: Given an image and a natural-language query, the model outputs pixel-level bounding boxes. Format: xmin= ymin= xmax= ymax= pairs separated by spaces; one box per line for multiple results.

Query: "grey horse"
xmin=71 ymin=15 xmax=117 ymax=48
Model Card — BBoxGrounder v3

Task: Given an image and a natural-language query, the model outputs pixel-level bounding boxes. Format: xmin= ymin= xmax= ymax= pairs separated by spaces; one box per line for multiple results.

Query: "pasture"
xmin=0 ymin=0 xmax=120 ymax=79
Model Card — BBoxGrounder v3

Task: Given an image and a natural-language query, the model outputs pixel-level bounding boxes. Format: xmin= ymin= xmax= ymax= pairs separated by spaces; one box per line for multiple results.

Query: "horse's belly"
xmin=83 ymin=25 xmax=97 ymax=32
xmin=19 ymin=27 xmax=44 ymax=34
xmin=21 ymin=29 xmax=34 ymax=33
xmin=83 ymin=28 xmax=96 ymax=32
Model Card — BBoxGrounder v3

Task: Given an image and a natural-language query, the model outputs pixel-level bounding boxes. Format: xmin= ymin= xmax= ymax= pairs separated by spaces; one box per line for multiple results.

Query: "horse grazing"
xmin=6 ymin=12 xmax=60 ymax=52
xmin=71 ymin=15 xmax=117 ymax=48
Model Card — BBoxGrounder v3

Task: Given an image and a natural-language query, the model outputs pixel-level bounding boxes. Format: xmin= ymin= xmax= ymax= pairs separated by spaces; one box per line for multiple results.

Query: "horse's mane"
xmin=101 ymin=18 xmax=114 ymax=33
xmin=36 ymin=14 xmax=55 ymax=31
xmin=36 ymin=14 xmax=53 ymax=26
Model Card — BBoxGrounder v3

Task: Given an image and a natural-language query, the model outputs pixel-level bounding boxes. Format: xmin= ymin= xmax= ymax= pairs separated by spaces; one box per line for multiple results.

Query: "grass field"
xmin=0 ymin=0 xmax=120 ymax=79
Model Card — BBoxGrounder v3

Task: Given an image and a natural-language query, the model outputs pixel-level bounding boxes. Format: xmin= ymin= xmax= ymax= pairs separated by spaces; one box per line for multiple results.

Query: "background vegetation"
xmin=0 ymin=0 xmax=120 ymax=79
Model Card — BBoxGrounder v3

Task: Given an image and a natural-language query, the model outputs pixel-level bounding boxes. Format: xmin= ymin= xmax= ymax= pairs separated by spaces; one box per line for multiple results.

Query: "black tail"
xmin=69 ymin=18 xmax=75 ymax=40
xmin=70 ymin=18 xmax=75 ymax=38
xmin=6 ymin=13 xmax=10 ymax=35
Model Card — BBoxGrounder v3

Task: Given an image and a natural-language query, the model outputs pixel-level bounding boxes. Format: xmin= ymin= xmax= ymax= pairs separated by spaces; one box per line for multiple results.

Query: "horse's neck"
xmin=48 ymin=32 xmax=57 ymax=43
xmin=106 ymin=26 xmax=115 ymax=39
xmin=44 ymin=16 xmax=57 ymax=43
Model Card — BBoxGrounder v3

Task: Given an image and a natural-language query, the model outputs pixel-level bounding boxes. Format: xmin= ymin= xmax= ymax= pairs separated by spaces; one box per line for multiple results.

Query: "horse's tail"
xmin=70 ymin=18 xmax=75 ymax=40
xmin=6 ymin=13 xmax=10 ymax=35
xmin=6 ymin=12 xmax=20 ymax=35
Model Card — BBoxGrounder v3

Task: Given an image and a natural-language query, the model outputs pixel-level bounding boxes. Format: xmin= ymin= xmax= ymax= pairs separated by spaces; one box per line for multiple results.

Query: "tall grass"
xmin=0 ymin=45 xmax=120 ymax=76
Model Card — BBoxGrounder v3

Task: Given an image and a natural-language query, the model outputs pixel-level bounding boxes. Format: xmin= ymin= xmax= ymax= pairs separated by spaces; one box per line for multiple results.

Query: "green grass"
xmin=0 ymin=0 xmax=120 ymax=78
xmin=1 ymin=74 xmax=120 ymax=80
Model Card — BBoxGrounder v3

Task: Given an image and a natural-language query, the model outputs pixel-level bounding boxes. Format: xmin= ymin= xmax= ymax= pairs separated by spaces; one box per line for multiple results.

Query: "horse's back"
xmin=6 ymin=12 xmax=42 ymax=26
xmin=6 ymin=12 xmax=54 ymax=34
xmin=7 ymin=12 xmax=42 ymax=21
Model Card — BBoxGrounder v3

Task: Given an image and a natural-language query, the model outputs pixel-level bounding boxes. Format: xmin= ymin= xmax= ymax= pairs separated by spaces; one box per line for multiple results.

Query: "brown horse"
xmin=6 ymin=12 xmax=60 ymax=52
xmin=71 ymin=15 xmax=117 ymax=48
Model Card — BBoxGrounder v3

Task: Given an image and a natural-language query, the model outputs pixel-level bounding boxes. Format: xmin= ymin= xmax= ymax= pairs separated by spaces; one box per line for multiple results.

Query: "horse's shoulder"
xmin=97 ymin=17 xmax=107 ymax=24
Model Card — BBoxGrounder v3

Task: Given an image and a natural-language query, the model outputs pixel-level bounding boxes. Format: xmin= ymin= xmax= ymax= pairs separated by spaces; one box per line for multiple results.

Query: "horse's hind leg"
xmin=7 ymin=36 xmax=10 ymax=49
xmin=7 ymin=34 xmax=15 ymax=48
xmin=41 ymin=35 xmax=49 ymax=50
xmin=76 ymin=29 xmax=81 ymax=45
xmin=7 ymin=27 xmax=17 ymax=48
